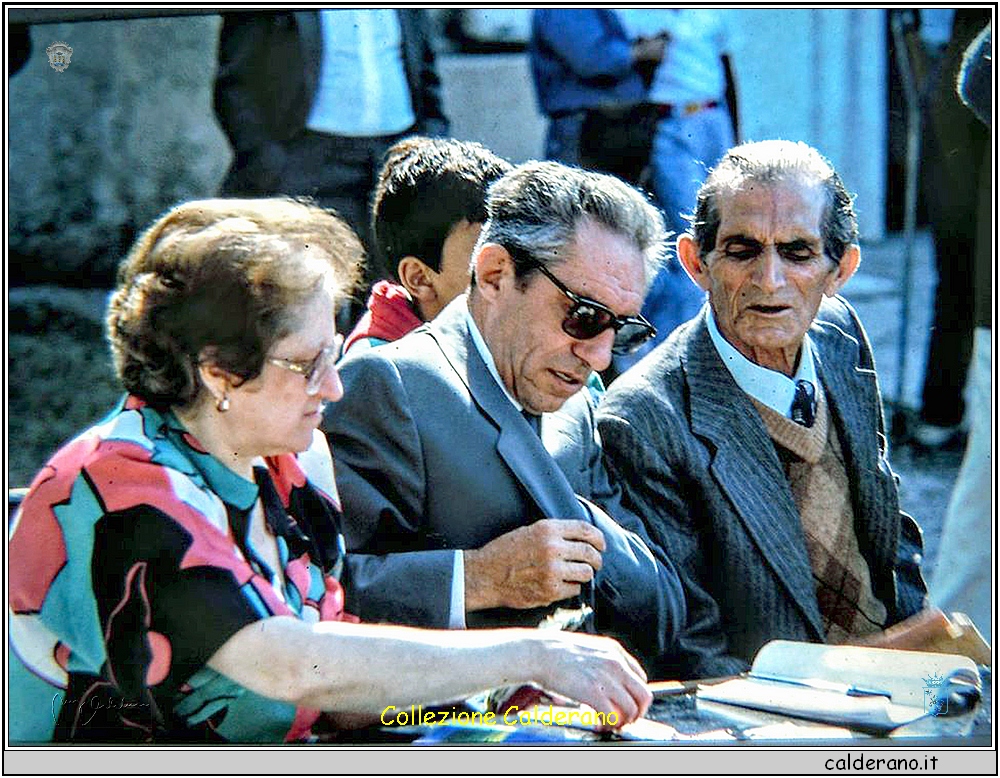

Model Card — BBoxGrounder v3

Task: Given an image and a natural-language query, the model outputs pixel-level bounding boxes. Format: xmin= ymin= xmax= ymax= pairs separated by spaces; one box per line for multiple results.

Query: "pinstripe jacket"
xmin=597 ymin=297 xmax=927 ymax=679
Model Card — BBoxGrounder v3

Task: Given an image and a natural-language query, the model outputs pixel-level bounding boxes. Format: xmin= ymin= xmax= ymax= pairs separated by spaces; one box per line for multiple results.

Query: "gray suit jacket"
xmin=597 ymin=297 xmax=927 ymax=679
xmin=324 ymin=296 xmax=685 ymax=666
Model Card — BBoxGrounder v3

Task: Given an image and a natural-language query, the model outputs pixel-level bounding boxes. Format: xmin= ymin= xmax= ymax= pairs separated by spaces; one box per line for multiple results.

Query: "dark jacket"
xmin=529 ymin=9 xmax=646 ymax=116
xmin=213 ymin=10 xmax=448 ymax=177
xmin=597 ymin=298 xmax=928 ymax=679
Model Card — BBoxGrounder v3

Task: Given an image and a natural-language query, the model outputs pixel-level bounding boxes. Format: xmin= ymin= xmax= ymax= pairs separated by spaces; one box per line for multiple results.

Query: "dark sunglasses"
xmin=522 ymin=258 xmax=657 ymax=355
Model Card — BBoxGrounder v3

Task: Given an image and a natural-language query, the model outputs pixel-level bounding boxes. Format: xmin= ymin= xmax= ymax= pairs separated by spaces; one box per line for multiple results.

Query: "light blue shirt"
xmin=306 ymin=9 xmax=416 ymax=137
xmin=616 ymin=9 xmax=730 ymax=104
xmin=919 ymin=9 xmax=955 ymax=47
xmin=706 ymin=307 xmax=819 ymax=418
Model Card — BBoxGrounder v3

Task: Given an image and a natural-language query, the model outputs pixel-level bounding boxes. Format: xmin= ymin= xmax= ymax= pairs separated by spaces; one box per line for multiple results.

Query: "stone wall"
xmin=8 ymin=16 xmax=230 ymax=285
xmin=438 ymin=53 xmax=547 ymax=165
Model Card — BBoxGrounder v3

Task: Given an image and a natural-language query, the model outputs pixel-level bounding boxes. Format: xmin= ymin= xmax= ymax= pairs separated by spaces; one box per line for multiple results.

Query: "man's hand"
xmin=464 ymin=519 xmax=606 ymax=612
xmin=847 ymin=607 xmax=991 ymax=664
xmin=631 ymin=33 xmax=668 ymax=65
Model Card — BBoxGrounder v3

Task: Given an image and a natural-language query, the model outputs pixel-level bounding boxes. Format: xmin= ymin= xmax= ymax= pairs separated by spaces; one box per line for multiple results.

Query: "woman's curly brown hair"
xmin=106 ymin=198 xmax=364 ymax=409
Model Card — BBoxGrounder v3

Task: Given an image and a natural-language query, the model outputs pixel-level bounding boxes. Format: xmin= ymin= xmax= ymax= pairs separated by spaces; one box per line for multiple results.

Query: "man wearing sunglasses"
xmin=324 ymin=161 xmax=685 ymax=671
xmin=597 ymin=140 xmax=929 ymax=680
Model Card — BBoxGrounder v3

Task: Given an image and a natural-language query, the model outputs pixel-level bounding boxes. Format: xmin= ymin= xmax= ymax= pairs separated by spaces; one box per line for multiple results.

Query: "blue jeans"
xmin=615 ymin=262 xmax=706 ymax=374
xmin=545 ymin=112 xmax=586 ymax=165
xmin=649 ymin=105 xmax=734 ymax=236
xmin=614 ymin=106 xmax=732 ymax=375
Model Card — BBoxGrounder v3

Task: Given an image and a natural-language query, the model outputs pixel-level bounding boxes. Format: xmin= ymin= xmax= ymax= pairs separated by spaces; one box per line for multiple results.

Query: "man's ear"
xmin=397 ymin=256 xmax=437 ymax=310
xmin=472 ymin=243 xmax=514 ymax=301
xmin=824 ymin=244 xmax=861 ymax=297
xmin=677 ymin=234 xmax=712 ymax=292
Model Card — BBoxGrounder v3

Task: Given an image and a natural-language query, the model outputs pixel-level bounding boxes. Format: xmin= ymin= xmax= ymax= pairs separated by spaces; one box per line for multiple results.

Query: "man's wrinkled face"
xmin=686 ymin=180 xmax=854 ymax=374
xmin=483 ymin=220 xmax=646 ymax=414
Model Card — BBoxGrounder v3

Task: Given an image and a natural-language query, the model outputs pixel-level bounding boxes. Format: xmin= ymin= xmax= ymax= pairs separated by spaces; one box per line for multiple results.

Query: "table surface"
xmin=336 ymin=667 xmax=991 ymax=745
xmin=645 ymin=666 xmax=991 ymax=743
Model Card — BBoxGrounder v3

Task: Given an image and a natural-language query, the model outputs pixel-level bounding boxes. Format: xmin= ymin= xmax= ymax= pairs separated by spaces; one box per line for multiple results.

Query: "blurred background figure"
xmin=528 ymin=9 xmax=665 ymax=172
xmin=611 ymin=9 xmax=740 ymax=375
xmin=213 ymin=9 xmax=450 ymax=324
xmin=903 ymin=8 xmax=990 ymax=450
xmin=929 ymin=20 xmax=993 ymax=640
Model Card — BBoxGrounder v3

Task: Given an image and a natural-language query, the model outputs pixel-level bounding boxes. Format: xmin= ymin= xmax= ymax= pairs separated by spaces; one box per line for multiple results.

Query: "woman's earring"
xmin=216 ymin=392 xmax=230 ymax=413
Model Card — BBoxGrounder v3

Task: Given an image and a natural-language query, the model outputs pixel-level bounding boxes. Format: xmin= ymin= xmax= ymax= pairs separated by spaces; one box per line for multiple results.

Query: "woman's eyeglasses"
xmin=268 ymin=335 xmax=343 ymax=395
xmin=523 ymin=258 xmax=656 ymax=355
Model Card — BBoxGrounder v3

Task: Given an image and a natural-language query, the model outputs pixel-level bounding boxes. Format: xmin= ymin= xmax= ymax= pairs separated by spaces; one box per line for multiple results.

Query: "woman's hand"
xmin=209 ymin=617 xmax=652 ymax=726
xmin=528 ymin=631 xmax=652 ymax=725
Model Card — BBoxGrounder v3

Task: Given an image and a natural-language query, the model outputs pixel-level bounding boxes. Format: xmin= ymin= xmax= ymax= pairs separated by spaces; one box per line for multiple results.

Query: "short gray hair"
xmin=690 ymin=140 xmax=858 ymax=266
xmin=474 ymin=161 xmax=666 ymax=289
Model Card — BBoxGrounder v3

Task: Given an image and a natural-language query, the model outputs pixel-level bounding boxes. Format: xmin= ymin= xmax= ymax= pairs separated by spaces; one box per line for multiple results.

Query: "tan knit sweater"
xmin=752 ymin=387 xmax=887 ymax=642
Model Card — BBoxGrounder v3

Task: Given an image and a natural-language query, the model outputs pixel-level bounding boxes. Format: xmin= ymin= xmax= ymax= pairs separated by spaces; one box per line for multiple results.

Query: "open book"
xmin=695 ymin=641 xmax=982 ymax=735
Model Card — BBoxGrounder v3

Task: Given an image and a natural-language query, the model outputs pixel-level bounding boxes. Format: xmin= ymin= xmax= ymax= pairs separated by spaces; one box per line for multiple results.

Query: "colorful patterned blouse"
xmin=9 ymin=396 xmax=355 ymax=743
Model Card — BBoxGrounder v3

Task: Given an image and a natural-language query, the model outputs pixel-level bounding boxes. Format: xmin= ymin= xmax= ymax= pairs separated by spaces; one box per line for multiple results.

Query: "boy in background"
xmin=344 ymin=137 xmax=512 ymax=353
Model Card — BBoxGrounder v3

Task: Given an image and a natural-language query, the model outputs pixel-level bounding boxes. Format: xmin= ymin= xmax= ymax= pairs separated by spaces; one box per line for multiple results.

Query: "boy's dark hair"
xmin=371 ymin=137 xmax=512 ymax=281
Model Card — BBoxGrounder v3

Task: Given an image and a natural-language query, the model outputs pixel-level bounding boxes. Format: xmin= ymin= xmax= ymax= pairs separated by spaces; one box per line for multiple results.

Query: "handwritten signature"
xmin=53 ymin=693 xmax=150 ymax=726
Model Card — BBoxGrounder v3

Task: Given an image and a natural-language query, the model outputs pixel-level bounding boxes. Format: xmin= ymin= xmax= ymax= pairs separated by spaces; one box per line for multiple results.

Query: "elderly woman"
xmin=9 ymin=198 xmax=651 ymax=743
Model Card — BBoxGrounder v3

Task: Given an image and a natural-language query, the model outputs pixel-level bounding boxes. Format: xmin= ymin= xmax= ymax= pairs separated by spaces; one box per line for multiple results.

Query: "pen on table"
xmin=747 ymin=672 xmax=893 ymax=699
xmin=648 ymin=676 xmax=733 ymax=697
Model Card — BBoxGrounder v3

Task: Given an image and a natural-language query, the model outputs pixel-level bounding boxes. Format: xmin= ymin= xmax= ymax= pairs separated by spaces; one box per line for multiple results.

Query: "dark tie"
xmin=522 ymin=409 xmax=542 ymax=437
xmin=791 ymin=379 xmax=816 ymax=427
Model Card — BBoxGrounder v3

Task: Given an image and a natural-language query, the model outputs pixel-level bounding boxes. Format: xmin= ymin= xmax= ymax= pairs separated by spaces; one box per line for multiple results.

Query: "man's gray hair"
xmin=474 ymin=161 xmax=666 ymax=289
xmin=690 ymin=140 xmax=858 ymax=266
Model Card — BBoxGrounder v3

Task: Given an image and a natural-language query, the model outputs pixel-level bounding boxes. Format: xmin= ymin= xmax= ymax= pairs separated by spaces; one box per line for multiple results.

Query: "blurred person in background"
xmin=213 ymin=9 xmax=449 ymax=325
xmin=929 ymin=20 xmax=993 ymax=640
xmin=906 ymin=8 xmax=990 ymax=450
xmin=611 ymin=9 xmax=740 ymax=375
xmin=529 ymin=9 xmax=665 ymax=174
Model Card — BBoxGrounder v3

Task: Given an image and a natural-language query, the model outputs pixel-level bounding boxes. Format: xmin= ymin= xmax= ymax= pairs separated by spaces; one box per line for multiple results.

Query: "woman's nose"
xmin=318 ymin=362 xmax=344 ymax=403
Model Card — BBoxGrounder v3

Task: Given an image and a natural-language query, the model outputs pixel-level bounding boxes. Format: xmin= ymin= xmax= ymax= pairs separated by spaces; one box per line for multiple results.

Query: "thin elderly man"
xmin=324 ymin=161 xmax=685 ymax=668
xmin=597 ymin=140 xmax=928 ymax=679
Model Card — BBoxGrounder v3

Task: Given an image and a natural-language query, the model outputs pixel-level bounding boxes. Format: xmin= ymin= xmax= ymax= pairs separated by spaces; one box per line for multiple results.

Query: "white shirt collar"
xmin=705 ymin=307 xmax=819 ymax=418
xmin=465 ymin=305 xmax=523 ymax=412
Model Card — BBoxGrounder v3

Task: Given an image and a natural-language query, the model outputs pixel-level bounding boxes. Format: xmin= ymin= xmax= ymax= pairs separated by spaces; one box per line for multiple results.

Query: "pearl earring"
xmin=216 ymin=393 xmax=230 ymax=413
